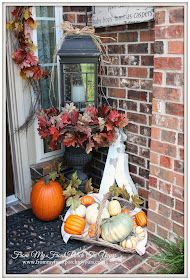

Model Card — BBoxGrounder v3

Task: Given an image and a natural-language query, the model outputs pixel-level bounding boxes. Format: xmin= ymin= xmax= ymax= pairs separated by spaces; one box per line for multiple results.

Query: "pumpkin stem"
xmin=45 ymin=175 xmax=50 ymax=185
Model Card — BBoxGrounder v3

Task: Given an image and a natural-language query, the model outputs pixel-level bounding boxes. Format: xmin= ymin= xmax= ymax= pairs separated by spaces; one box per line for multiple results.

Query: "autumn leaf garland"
xmin=6 ymin=7 xmax=49 ymax=80
xmin=37 ymin=103 xmax=129 ymax=154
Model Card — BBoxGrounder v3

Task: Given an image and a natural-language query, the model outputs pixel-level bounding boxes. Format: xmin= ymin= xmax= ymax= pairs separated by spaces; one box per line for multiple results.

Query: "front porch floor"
xmin=6 ymin=202 xmax=164 ymax=275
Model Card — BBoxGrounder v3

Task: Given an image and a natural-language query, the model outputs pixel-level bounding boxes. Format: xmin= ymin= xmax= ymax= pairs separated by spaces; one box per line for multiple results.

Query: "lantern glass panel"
xmin=62 ymin=63 xmax=95 ymax=110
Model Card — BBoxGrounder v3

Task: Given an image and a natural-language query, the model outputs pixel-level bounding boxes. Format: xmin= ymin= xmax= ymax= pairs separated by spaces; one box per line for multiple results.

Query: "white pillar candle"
xmin=72 ymin=85 xmax=85 ymax=102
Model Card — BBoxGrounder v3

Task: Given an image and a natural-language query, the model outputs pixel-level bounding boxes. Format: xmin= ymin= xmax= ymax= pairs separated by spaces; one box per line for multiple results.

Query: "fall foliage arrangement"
xmin=6 ymin=7 xmax=49 ymax=80
xmin=37 ymin=102 xmax=129 ymax=154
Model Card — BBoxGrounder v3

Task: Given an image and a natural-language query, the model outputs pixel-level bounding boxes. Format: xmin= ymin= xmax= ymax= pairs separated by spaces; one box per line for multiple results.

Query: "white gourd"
xmin=81 ymin=229 xmax=89 ymax=237
xmin=108 ymin=200 xmax=121 ymax=216
xmin=86 ymin=203 xmax=110 ymax=225
xmin=70 ymin=205 xmax=86 ymax=218
xmin=134 ymin=226 xmax=145 ymax=241
xmin=120 ymin=236 xmax=138 ymax=249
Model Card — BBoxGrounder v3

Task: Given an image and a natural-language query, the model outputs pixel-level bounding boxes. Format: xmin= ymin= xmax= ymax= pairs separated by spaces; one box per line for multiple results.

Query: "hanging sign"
xmin=92 ymin=6 xmax=154 ymax=28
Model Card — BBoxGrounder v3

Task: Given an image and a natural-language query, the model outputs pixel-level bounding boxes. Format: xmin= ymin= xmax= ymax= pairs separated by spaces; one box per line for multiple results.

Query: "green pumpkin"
xmin=101 ymin=213 xmax=133 ymax=243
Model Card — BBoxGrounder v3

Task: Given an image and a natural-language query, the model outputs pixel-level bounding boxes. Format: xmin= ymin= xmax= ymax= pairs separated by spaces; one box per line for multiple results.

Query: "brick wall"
xmin=147 ymin=6 xmax=184 ymax=240
xmin=63 ymin=6 xmax=92 ymax=26
xmin=91 ymin=21 xmax=155 ymax=211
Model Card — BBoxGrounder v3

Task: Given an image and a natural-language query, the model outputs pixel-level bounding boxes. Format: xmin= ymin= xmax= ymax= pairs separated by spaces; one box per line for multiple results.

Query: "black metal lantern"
xmin=57 ymin=34 xmax=101 ymax=111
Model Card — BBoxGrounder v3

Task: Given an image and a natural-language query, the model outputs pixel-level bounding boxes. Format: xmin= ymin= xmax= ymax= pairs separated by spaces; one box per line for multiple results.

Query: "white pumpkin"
xmin=120 ymin=236 xmax=138 ymax=249
xmin=86 ymin=203 xmax=110 ymax=225
xmin=71 ymin=205 xmax=86 ymax=218
xmin=108 ymin=200 xmax=121 ymax=216
xmin=134 ymin=226 xmax=145 ymax=241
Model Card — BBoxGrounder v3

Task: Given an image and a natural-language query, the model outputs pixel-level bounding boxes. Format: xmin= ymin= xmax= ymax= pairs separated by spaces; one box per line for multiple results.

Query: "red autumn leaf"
xmin=38 ymin=127 xmax=50 ymax=138
xmin=24 ymin=22 xmax=33 ymax=39
xmin=60 ymin=113 xmax=71 ymax=125
xmin=108 ymin=110 xmax=120 ymax=122
xmin=20 ymin=67 xmax=34 ymax=79
xmin=37 ymin=115 xmax=51 ymax=127
xmin=74 ymin=125 xmax=92 ymax=139
xmin=32 ymin=66 xmax=43 ymax=80
xmin=25 ymin=52 xmax=38 ymax=66
xmin=69 ymin=109 xmax=79 ymax=125
xmin=105 ymin=120 xmax=114 ymax=131
xmin=86 ymin=140 xmax=95 ymax=154
xmin=107 ymin=130 xmax=116 ymax=143
xmin=100 ymin=104 xmax=110 ymax=117
xmin=48 ymin=139 xmax=59 ymax=151
xmin=114 ymin=114 xmax=129 ymax=128
xmin=49 ymin=127 xmax=59 ymax=141
xmin=85 ymin=105 xmax=98 ymax=119
xmin=11 ymin=7 xmax=23 ymax=17
xmin=12 ymin=49 xmax=25 ymax=64
xmin=62 ymin=133 xmax=76 ymax=147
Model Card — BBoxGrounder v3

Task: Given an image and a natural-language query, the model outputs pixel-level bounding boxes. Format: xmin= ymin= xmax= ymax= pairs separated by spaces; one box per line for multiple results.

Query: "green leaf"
xmin=63 ymin=183 xmax=77 ymax=197
xmin=84 ymin=178 xmax=93 ymax=194
xmin=131 ymin=194 xmax=144 ymax=208
xmin=122 ymin=189 xmax=130 ymax=200
xmin=66 ymin=195 xmax=81 ymax=210
xmin=109 ymin=183 xmax=122 ymax=197
xmin=49 ymin=170 xmax=59 ymax=181
xmin=71 ymin=171 xmax=82 ymax=188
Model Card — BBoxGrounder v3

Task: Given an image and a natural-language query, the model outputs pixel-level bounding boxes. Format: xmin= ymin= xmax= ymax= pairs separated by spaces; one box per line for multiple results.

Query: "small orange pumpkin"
xmin=88 ymin=223 xmax=101 ymax=238
xmin=64 ymin=215 xmax=86 ymax=235
xmin=121 ymin=208 xmax=130 ymax=214
xmin=31 ymin=176 xmax=65 ymax=221
xmin=135 ymin=212 xmax=147 ymax=227
xmin=81 ymin=196 xmax=94 ymax=206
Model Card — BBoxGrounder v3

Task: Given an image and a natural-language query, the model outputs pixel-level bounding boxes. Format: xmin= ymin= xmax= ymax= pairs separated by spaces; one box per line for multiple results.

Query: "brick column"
xmin=147 ymin=6 xmax=184 ymax=240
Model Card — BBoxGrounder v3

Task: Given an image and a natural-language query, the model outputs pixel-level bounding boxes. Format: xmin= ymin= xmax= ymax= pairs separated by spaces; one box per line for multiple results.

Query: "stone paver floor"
xmin=6 ymin=202 xmax=164 ymax=275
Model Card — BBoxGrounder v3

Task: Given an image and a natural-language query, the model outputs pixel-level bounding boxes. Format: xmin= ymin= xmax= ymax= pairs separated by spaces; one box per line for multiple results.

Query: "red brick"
xmin=152 ymin=100 xmax=162 ymax=113
xmin=128 ymin=154 xmax=145 ymax=167
xmin=127 ymin=112 xmax=147 ymax=124
xmin=179 ymin=148 xmax=184 ymax=160
xmin=150 ymin=152 xmax=159 ymax=165
xmin=140 ymin=30 xmax=155 ymax=42
xmin=180 ymin=119 xmax=184 ymax=132
xmin=127 ymin=123 xmax=138 ymax=133
xmin=172 ymin=210 xmax=184 ymax=225
xmin=141 ymin=80 xmax=153 ymax=91
xmin=100 ymin=33 xmax=117 ymax=43
xmin=150 ymin=165 xmax=175 ymax=183
xmin=168 ymin=41 xmax=184 ymax=54
xmin=173 ymin=223 xmax=184 ymax=237
xmin=108 ymin=55 xmax=119 ymax=65
xmin=153 ymin=72 xmax=163 ymax=85
xmin=172 ymin=185 xmax=184 ymax=199
xmin=128 ymin=68 xmax=148 ymax=78
xmin=158 ymin=204 xmax=171 ymax=218
xmin=157 ymin=225 xmax=168 ymax=239
xmin=175 ymin=174 xmax=184 ymax=187
xmin=77 ymin=14 xmax=86 ymax=23
xmin=141 ymin=56 xmax=154 ymax=66
xmin=169 ymin=8 xmax=184 ymax=23
xmin=154 ymin=41 xmax=164 ymax=54
xmin=152 ymin=114 xmax=179 ymax=129
xmin=160 ymin=155 xmax=173 ymax=169
xmin=159 ymin=180 xmax=171 ymax=194
xmin=151 ymin=42 xmax=154 ymax=54
xmin=166 ymin=73 xmax=184 ymax=86
xmin=131 ymin=174 xmax=145 ymax=187
xmin=155 ymin=11 xmax=165 ymax=25
xmin=102 ymin=77 xmax=119 ymax=87
xmin=166 ymin=103 xmax=184 ymax=116
xmin=108 ymin=88 xmax=125 ymax=98
xmin=107 ymin=24 xmax=126 ymax=32
xmin=148 ymin=198 xmax=157 ymax=211
xmin=131 ymin=263 xmax=152 ymax=274
xmin=42 ymin=266 xmax=62 ymax=274
xmin=128 ymin=43 xmax=148 ymax=54
xmin=175 ymin=199 xmax=184 ymax=212
xmin=140 ymin=126 xmax=151 ymax=137
xmin=140 ymin=103 xmax=152 ymax=114
xmin=153 ymin=86 xmax=181 ymax=101
xmin=147 ymin=220 xmax=156 ymax=232
xmin=87 ymin=265 xmax=107 ymax=274
xmin=128 ymin=90 xmax=147 ymax=101
xmin=120 ymin=78 xmax=140 ymax=88
xmin=119 ymin=100 xmax=137 ymax=111
xmin=118 ymin=31 xmax=138 ymax=42
xmin=151 ymin=127 xmax=160 ymax=139
xmin=138 ymin=187 xmax=149 ymax=199
xmin=174 ymin=160 xmax=184 ymax=173
xmin=139 ymin=147 xmax=150 ymax=158
xmin=154 ymin=57 xmax=182 ymax=70
xmin=150 ymin=188 xmax=174 ymax=207
xmin=108 ymin=44 xmax=125 ymax=54
xmin=148 ymin=210 xmax=172 ymax=230
xmin=178 ymin=133 xmax=184 ymax=146
xmin=126 ymin=143 xmax=138 ymax=154
xmin=161 ymin=130 xmax=176 ymax=144
xmin=155 ymin=25 xmax=184 ymax=39
xmin=151 ymin=140 xmax=177 ymax=157
xmin=108 ymin=66 xmax=119 ymax=76
xmin=63 ymin=13 xmax=75 ymax=22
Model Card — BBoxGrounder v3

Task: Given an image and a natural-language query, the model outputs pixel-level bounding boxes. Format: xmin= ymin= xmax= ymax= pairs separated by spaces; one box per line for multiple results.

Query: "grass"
xmin=150 ymin=232 xmax=184 ymax=274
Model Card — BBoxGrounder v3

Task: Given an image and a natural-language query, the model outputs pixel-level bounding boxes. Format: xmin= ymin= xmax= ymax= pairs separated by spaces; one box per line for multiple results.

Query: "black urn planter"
xmin=64 ymin=146 xmax=92 ymax=191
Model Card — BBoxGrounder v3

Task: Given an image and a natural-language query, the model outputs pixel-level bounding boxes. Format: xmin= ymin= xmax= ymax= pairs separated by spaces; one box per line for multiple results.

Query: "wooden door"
xmin=6 ymin=119 xmax=14 ymax=196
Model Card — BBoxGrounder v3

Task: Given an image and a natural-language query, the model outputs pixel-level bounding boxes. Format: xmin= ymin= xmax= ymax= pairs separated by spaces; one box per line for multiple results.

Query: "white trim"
xmin=6 ymin=195 xmax=19 ymax=208
xmin=36 ymin=17 xmax=55 ymax=21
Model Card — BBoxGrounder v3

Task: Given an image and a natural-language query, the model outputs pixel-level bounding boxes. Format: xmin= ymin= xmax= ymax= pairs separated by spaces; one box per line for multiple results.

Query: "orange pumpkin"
xmin=121 ymin=208 xmax=130 ymax=214
xmin=64 ymin=215 xmax=86 ymax=235
xmin=31 ymin=176 xmax=65 ymax=221
xmin=88 ymin=223 xmax=101 ymax=238
xmin=133 ymin=219 xmax=137 ymax=228
xmin=81 ymin=196 xmax=94 ymax=206
xmin=135 ymin=212 xmax=147 ymax=227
